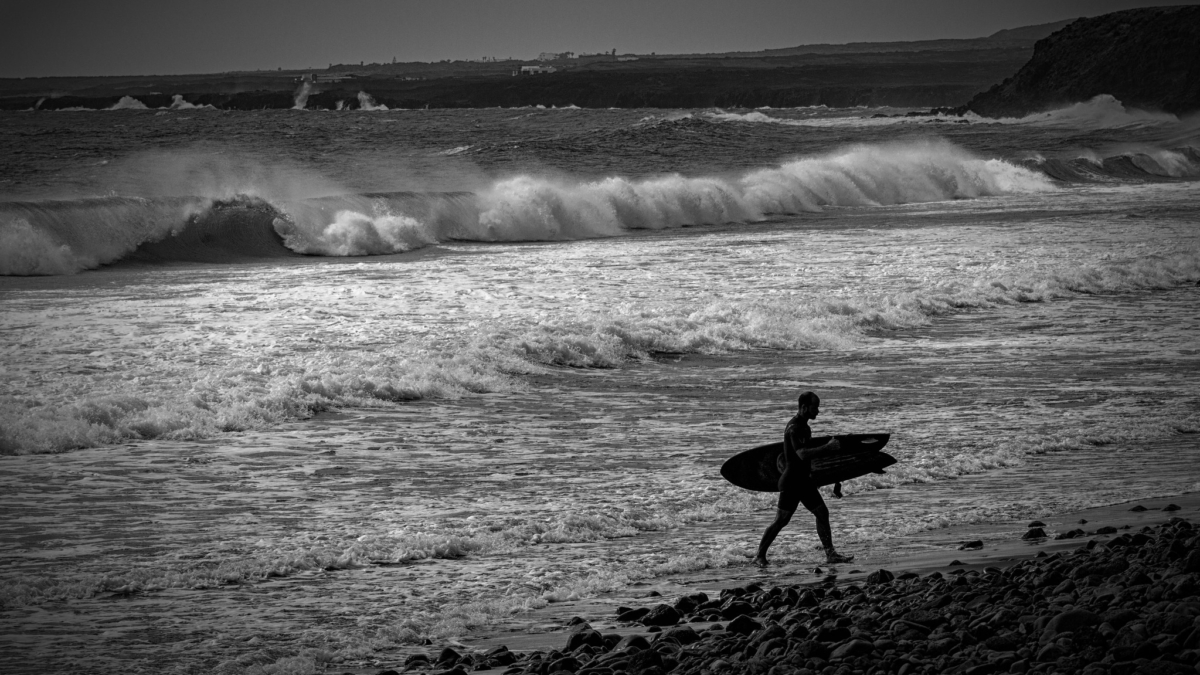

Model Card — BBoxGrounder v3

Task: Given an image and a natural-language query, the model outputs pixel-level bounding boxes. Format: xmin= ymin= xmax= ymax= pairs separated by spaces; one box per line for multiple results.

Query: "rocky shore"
xmin=388 ymin=514 xmax=1200 ymax=675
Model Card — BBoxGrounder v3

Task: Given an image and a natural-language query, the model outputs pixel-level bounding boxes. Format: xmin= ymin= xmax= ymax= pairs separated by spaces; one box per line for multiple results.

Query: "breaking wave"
xmin=1025 ymin=147 xmax=1200 ymax=182
xmin=1 ymin=139 xmax=1052 ymax=275
xmin=1002 ymin=94 xmax=1180 ymax=128
xmin=708 ymin=96 xmax=1185 ymax=131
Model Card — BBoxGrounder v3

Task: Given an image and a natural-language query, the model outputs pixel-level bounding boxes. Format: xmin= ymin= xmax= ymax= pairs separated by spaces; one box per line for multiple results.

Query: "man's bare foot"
xmin=825 ymin=551 xmax=855 ymax=564
xmin=753 ymin=556 xmax=769 ymax=568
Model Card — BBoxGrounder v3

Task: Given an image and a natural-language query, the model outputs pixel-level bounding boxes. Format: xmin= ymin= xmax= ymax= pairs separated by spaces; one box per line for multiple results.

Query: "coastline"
xmin=394 ymin=493 xmax=1200 ymax=673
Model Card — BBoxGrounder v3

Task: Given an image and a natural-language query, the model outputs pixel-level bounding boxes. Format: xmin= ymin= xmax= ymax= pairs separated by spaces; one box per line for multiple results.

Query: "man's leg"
xmin=755 ymin=507 xmax=793 ymax=566
xmin=799 ymin=486 xmax=853 ymax=563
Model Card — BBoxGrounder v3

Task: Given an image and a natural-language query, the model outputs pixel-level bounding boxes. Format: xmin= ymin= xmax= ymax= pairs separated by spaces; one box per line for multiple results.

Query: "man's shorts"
xmin=778 ymin=481 xmax=826 ymax=515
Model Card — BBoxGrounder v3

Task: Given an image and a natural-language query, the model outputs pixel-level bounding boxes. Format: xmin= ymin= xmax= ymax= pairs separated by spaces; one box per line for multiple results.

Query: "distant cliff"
xmin=965 ymin=6 xmax=1200 ymax=118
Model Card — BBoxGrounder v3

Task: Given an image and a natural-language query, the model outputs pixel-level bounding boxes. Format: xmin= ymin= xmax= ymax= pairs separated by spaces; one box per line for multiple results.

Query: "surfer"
xmin=754 ymin=391 xmax=854 ymax=567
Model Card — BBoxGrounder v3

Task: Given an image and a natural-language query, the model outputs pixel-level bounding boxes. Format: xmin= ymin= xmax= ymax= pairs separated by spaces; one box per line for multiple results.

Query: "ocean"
xmin=1 ymin=95 xmax=1198 ymax=674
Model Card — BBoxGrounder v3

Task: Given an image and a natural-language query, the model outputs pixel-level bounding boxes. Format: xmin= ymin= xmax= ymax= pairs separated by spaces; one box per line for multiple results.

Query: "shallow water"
xmin=1 ymin=101 xmax=1199 ymax=673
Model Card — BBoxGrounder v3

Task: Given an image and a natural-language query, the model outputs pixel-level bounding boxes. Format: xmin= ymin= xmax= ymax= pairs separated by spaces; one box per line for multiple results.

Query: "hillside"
xmin=965 ymin=6 xmax=1200 ymax=118
xmin=0 ymin=21 xmax=1068 ymax=111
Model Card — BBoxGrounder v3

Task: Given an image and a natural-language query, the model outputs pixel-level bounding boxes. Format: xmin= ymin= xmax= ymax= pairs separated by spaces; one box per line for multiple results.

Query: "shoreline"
xmin=384 ymin=492 xmax=1200 ymax=672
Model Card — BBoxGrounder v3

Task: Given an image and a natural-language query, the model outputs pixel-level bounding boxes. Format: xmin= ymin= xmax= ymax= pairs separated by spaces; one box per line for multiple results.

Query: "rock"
xmin=792 ymin=640 xmax=830 ymax=660
xmin=625 ymin=648 xmax=663 ymax=673
xmin=1036 ymin=643 xmax=1066 ymax=662
xmin=754 ymin=637 xmax=788 ymax=658
xmin=1079 ymin=519 xmax=1088 ymax=524
xmin=949 ymin=559 xmax=964 ymax=566
xmin=404 ymin=654 xmax=430 ymax=665
xmin=830 ymin=639 xmax=875 ymax=659
xmin=1029 ymin=521 xmax=1047 ymax=528
xmin=867 ymin=569 xmax=895 ymax=584
xmin=1131 ymin=505 xmax=1149 ymax=512
xmin=1096 ymin=526 xmax=1118 ymax=535
xmin=1165 ymin=504 xmax=1182 ymax=511
xmin=656 ymin=625 xmax=700 ymax=646
xmin=983 ymin=632 xmax=1022 ymax=651
xmin=485 ymin=647 xmax=517 ymax=666
xmin=640 ymin=604 xmax=681 ymax=627
xmin=546 ymin=656 xmax=580 ymax=674
xmin=1023 ymin=528 xmax=1047 ymax=540
xmin=795 ymin=590 xmax=819 ymax=607
xmin=726 ymin=614 xmax=762 ymax=635
xmin=672 ymin=592 xmax=708 ymax=614
xmin=564 ymin=629 xmax=605 ymax=652
xmin=436 ymin=647 xmax=461 ymax=665
xmin=904 ymin=610 xmax=945 ymax=629
xmin=614 ymin=634 xmax=651 ymax=652
xmin=617 ymin=607 xmax=650 ymax=622
xmin=927 ymin=637 xmax=958 ymax=655
xmin=720 ymin=601 xmax=755 ymax=619
xmin=960 ymin=540 xmax=984 ymax=551
xmin=816 ymin=625 xmax=851 ymax=642
xmin=1041 ymin=609 xmax=1102 ymax=642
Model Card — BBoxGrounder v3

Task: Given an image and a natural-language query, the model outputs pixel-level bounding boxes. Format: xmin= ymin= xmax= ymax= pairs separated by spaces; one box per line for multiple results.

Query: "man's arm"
xmin=797 ymin=437 xmax=841 ymax=461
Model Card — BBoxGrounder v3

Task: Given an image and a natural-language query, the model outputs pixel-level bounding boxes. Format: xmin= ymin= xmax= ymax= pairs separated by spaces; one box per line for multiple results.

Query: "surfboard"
xmin=720 ymin=434 xmax=893 ymax=492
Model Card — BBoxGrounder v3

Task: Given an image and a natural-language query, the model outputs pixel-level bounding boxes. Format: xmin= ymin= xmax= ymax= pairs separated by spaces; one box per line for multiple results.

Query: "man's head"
xmin=797 ymin=391 xmax=820 ymax=419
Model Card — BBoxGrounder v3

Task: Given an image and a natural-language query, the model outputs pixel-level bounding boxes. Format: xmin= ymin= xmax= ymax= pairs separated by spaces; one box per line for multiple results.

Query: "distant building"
xmin=617 ymin=55 xmax=639 ymax=61
xmin=537 ymin=51 xmax=575 ymax=61
xmin=513 ymin=65 xmax=557 ymax=75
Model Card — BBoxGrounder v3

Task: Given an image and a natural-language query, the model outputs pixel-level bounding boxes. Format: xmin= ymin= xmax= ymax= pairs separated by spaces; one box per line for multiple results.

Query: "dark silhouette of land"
xmin=965 ymin=6 xmax=1200 ymax=117
xmin=0 ymin=21 xmax=1072 ymax=111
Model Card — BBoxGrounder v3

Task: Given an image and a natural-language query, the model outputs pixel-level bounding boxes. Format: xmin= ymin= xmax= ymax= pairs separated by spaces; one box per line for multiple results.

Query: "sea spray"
xmin=107 ymin=95 xmax=148 ymax=110
xmin=292 ymin=80 xmax=312 ymax=110
xmin=280 ymin=139 xmax=1054 ymax=257
xmin=356 ymin=91 xmax=388 ymax=111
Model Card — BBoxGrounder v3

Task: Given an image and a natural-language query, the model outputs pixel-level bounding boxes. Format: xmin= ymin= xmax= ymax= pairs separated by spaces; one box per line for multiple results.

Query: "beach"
xmin=2 ymin=104 xmax=1199 ymax=674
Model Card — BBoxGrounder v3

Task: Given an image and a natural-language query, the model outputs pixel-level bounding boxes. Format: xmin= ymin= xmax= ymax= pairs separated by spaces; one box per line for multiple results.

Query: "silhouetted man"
xmin=754 ymin=391 xmax=853 ymax=567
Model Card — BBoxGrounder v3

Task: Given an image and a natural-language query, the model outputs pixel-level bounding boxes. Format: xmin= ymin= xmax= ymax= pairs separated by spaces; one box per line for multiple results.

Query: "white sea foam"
xmin=1004 ymin=94 xmax=1179 ymax=128
xmin=1 ymin=139 xmax=1052 ymax=274
xmin=279 ymin=139 xmax=1053 ymax=257
xmin=2 ymin=243 xmax=1196 ymax=455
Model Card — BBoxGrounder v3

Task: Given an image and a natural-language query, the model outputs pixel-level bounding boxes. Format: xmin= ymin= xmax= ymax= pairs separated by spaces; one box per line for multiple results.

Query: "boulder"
xmin=726 ymin=614 xmax=762 ymax=636
xmin=867 ymin=569 xmax=895 ymax=584
xmin=640 ymin=604 xmax=681 ymax=627
xmin=617 ymin=607 xmax=650 ymax=622
xmin=614 ymin=634 xmax=652 ymax=652
xmin=564 ymin=629 xmax=605 ymax=652
xmin=720 ymin=601 xmax=755 ymax=619
xmin=655 ymin=625 xmax=700 ymax=646
xmin=672 ymin=592 xmax=709 ymax=614
xmin=1041 ymin=609 xmax=1102 ymax=642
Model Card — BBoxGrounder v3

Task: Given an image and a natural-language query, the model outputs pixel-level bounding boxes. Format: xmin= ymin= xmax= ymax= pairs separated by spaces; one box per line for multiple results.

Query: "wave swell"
xmin=1 ymin=139 xmax=1053 ymax=275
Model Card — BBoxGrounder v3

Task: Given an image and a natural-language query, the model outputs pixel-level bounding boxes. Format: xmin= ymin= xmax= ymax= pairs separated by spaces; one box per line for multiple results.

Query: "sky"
xmin=1 ymin=0 xmax=1196 ymax=78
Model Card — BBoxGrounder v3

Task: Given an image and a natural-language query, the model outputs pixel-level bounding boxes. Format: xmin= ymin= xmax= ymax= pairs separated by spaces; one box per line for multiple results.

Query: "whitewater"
xmin=1 ymin=98 xmax=1198 ymax=674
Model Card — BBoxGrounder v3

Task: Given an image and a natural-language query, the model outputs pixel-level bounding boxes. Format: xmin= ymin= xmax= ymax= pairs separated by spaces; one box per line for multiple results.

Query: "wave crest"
xmin=1 ymin=139 xmax=1054 ymax=274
